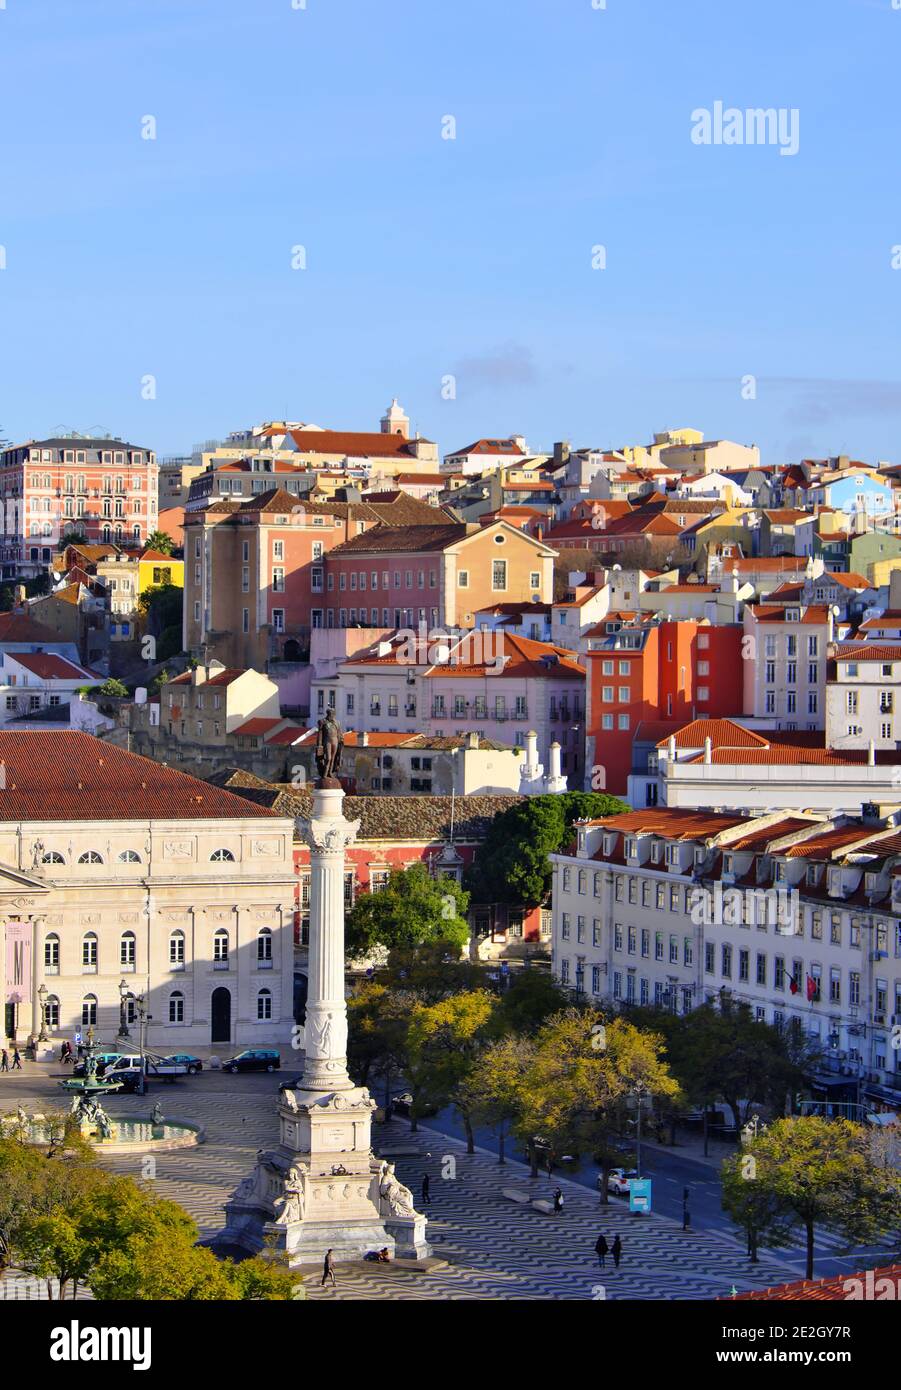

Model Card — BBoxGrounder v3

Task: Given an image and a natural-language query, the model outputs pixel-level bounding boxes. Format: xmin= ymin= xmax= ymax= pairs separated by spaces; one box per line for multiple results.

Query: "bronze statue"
xmin=314 ymin=708 xmax=344 ymax=783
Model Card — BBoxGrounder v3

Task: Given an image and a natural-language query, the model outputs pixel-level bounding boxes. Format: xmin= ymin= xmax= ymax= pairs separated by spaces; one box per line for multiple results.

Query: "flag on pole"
xmin=789 ymin=974 xmax=799 ymax=995
xmin=806 ymin=975 xmax=817 ymax=1002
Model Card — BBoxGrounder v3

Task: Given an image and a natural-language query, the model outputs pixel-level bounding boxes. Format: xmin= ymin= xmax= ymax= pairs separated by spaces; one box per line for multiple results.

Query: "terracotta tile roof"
xmin=782 ymin=825 xmax=887 ymax=858
xmin=393 ymin=473 xmax=446 ymax=486
xmin=826 ymin=571 xmax=869 ymax=589
xmin=8 ymin=652 xmax=95 ymax=681
xmin=288 ymin=429 xmax=420 ymax=459
xmin=211 ymin=770 xmax=521 ymax=840
xmin=293 ymin=729 xmax=510 ymax=751
xmin=725 ymin=818 xmax=817 ymax=851
xmin=0 ymin=612 xmax=70 ymax=645
xmin=659 ymin=583 xmax=721 ymax=594
xmin=580 ymin=807 xmax=746 ymax=838
xmin=263 ymin=724 xmax=307 ymax=747
xmin=328 ymin=523 xmax=466 ymax=555
xmin=232 ymin=717 xmax=284 ymax=736
xmin=748 ymin=604 xmax=830 ymax=623
xmin=632 ymin=720 xmax=684 ymax=743
xmin=726 ymin=1264 xmax=901 ymax=1301
xmin=731 ymin=557 xmax=808 ymax=572
xmin=858 ymin=611 xmax=901 ymax=629
xmin=656 ymin=719 xmax=770 ymax=750
xmin=763 ymin=509 xmax=809 ymax=524
xmin=763 ymin=582 xmax=805 ymax=601
xmin=139 ymin=548 xmax=176 ymax=563
xmin=193 ymin=488 xmax=450 ymax=528
xmin=0 ymin=732 xmax=279 ymax=821
xmin=833 ymin=643 xmax=901 ymax=662
xmin=448 ymin=439 xmax=527 ymax=457
xmin=686 ymin=743 xmax=901 ymax=768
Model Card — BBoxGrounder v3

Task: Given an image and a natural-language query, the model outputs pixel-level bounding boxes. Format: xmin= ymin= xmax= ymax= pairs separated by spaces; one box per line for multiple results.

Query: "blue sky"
xmin=2 ymin=0 xmax=901 ymax=463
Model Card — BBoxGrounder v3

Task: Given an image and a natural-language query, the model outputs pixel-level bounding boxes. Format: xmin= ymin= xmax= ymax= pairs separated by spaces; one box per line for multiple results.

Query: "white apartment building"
xmin=743 ymin=603 xmax=831 ymax=729
xmin=311 ymin=630 xmax=586 ymax=783
xmin=551 ymin=807 xmax=901 ymax=1107
xmin=826 ymin=644 xmax=901 ymax=751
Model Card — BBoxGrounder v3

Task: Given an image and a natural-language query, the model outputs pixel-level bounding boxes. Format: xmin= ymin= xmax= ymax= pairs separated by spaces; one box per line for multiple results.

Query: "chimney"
xmin=191 ymin=665 xmax=207 ymax=687
xmin=668 ymin=735 xmax=677 ymax=759
xmin=467 ymin=731 xmax=479 ymax=749
xmin=544 ymin=740 xmax=567 ymax=794
xmin=704 ymin=736 xmax=713 ymax=764
xmin=868 ymin=739 xmax=875 ymax=766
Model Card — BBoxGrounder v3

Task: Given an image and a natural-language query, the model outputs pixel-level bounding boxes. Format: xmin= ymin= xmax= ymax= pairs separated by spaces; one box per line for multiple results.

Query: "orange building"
xmin=585 ymin=616 xmax=744 ymax=794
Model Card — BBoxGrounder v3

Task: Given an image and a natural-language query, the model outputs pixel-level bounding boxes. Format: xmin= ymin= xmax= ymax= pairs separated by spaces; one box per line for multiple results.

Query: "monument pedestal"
xmin=220 ymin=782 xmax=429 ymax=1266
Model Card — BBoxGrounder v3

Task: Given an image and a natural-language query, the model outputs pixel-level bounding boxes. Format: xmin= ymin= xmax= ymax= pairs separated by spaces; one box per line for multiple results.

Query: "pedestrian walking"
xmin=421 ymin=1174 xmax=430 ymax=1206
xmin=0 ymin=1049 xmax=8 ymax=1072
xmin=321 ymin=1248 xmax=337 ymax=1289
xmin=11 ymin=1048 xmax=21 ymax=1070
xmin=553 ymin=1187 xmax=564 ymax=1214
xmin=612 ymin=1234 xmax=622 ymax=1269
xmin=595 ymin=1233 xmax=608 ymax=1269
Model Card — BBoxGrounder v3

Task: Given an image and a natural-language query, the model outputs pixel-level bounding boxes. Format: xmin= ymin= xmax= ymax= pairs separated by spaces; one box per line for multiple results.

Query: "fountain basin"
xmin=2 ymin=1114 xmax=205 ymax=1152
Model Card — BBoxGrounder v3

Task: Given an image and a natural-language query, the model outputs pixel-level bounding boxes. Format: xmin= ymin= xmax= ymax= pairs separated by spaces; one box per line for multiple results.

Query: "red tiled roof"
xmin=232 ymin=717 xmax=283 ymax=737
xmin=782 ymin=825 xmax=886 ymax=858
xmin=448 ymin=439 xmax=527 ymax=457
xmin=656 ymin=719 xmax=770 ymax=750
xmin=833 ymin=643 xmax=901 ymax=662
xmin=0 ymin=612 xmax=69 ymax=645
xmin=748 ymin=604 xmax=830 ymax=624
xmin=9 ymin=652 xmax=95 ymax=681
xmin=288 ymin=430 xmax=417 ymax=459
xmin=726 ymin=1265 xmax=901 ymax=1301
xmin=329 ymin=523 xmax=466 ymax=556
xmin=0 ymin=732 xmax=278 ymax=821
xmin=169 ymin=668 xmax=246 ymax=687
xmin=827 ymin=571 xmax=869 ymax=589
xmin=580 ymin=807 xmax=746 ymax=837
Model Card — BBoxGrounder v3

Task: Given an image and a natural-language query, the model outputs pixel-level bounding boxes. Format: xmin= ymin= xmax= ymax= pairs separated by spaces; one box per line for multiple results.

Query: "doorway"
xmin=211 ymin=987 xmax=231 ymax=1045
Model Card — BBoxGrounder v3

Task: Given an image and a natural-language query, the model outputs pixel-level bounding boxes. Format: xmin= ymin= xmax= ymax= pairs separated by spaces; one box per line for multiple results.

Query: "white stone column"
xmin=297 ymin=785 xmax=360 ymax=1094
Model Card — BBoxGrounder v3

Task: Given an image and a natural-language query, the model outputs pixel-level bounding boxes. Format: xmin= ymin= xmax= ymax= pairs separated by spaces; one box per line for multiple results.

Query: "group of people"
xmin=0 ymin=1047 xmax=21 ymax=1072
xmin=594 ymin=1233 xmax=623 ymax=1269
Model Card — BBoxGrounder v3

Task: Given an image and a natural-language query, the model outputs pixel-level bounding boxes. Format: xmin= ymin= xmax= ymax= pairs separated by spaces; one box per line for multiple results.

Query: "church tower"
xmin=380 ymin=398 xmax=410 ymax=438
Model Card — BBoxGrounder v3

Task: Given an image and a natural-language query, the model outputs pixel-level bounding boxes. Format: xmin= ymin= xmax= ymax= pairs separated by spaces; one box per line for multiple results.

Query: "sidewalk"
xmin=640 ymin=1129 xmax=740 ymax=1174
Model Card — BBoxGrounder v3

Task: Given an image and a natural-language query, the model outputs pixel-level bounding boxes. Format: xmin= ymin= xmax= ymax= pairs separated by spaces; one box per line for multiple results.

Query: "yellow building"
xmin=138 ymin=548 xmax=184 ymax=595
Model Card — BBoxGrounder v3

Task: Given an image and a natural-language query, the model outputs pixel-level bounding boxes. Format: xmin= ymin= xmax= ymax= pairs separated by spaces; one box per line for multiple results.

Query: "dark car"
xmin=110 ymin=1068 xmax=147 ymax=1094
xmin=164 ymin=1053 xmax=203 ymax=1075
xmin=223 ymin=1048 xmax=280 ymax=1074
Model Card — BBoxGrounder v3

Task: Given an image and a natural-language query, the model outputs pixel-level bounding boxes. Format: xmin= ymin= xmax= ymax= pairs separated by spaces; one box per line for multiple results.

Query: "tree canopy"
xmin=345 ymin=863 xmax=470 ymax=957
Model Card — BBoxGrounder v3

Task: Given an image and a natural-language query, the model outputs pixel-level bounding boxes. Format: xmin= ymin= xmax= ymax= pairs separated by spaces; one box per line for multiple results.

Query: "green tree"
xmin=458 ymin=1033 xmax=535 ymax=1164
xmin=466 ymin=792 xmax=628 ymax=909
xmin=346 ymin=981 xmax=411 ymax=1113
xmin=98 ymin=677 xmax=129 ymax=698
xmin=723 ymin=1116 xmax=901 ymax=1280
xmin=145 ymin=530 xmax=174 ymax=555
xmin=496 ymin=968 xmax=571 ymax=1035
xmin=405 ymin=990 xmax=498 ymax=1146
xmin=345 ymin=864 xmax=469 ymax=957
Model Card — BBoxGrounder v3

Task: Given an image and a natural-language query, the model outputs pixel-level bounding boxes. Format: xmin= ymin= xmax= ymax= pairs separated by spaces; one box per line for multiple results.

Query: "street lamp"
xmin=631 ymin=1083 xmax=651 ymax=1179
xmin=37 ymin=983 xmax=48 ymax=1043
xmin=118 ymin=979 xmax=131 ymax=1042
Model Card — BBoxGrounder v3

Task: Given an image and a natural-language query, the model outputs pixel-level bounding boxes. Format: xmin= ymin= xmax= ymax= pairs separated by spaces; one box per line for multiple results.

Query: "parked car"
xmin=73 ymin=1051 xmax=122 ymax=1077
xmin=223 ymin=1049 xmax=281 ymax=1074
xmin=603 ymin=1167 xmax=640 ymax=1196
xmin=163 ymin=1053 xmax=203 ymax=1075
xmin=110 ymin=1068 xmax=147 ymax=1094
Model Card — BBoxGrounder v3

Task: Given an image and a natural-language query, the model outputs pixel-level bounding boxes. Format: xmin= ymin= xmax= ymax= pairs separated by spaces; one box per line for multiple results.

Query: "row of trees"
xmin=0 ymin=1126 xmax=299 ymax=1300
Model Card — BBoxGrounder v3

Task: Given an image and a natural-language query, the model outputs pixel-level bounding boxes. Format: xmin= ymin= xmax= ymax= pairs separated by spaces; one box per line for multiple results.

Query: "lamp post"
xmin=133 ymin=992 xmax=151 ymax=1095
xmin=632 ymin=1083 xmax=650 ymax=1179
xmin=37 ymin=983 xmax=48 ymax=1043
xmin=117 ymin=979 xmax=131 ymax=1042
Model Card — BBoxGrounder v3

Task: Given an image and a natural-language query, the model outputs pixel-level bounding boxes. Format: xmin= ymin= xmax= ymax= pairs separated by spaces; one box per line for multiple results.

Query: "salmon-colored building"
xmin=585 ymin=615 xmax=744 ymax=795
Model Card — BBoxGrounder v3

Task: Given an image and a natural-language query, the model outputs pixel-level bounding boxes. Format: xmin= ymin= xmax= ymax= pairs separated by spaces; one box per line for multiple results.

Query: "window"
xmin=82 ymin=994 xmax=97 ymax=1027
xmin=82 ymin=933 xmax=98 ymax=969
xmin=169 ymin=930 xmax=185 ymax=968
xmin=211 ymin=848 xmax=235 ymax=862
xmin=118 ymin=849 xmax=141 ymax=864
xmin=491 ymin=559 xmax=507 ymax=591
xmin=257 ymin=927 xmax=273 ymax=966
xmin=120 ymin=932 xmax=136 ymax=968
xmin=257 ymin=988 xmax=272 ymax=1021
xmin=78 ymin=850 xmax=103 ymax=865
xmin=213 ymin=928 xmax=229 ymax=964
xmin=168 ymin=991 xmax=185 ymax=1024
xmin=42 ymin=850 xmax=65 ymax=864
xmin=44 ymin=934 xmax=60 ymax=972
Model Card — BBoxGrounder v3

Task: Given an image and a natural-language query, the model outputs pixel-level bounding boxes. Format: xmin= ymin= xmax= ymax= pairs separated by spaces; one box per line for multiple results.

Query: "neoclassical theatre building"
xmin=0 ymin=732 xmax=296 ymax=1051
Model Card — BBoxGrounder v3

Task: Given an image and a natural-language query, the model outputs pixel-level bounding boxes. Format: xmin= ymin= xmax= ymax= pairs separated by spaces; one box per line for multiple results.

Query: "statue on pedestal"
xmin=378 ymin=1161 xmax=418 ymax=1219
xmin=272 ymin=1165 xmax=306 ymax=1226
xmin=314 ymin=709 xmax=344 ymax=783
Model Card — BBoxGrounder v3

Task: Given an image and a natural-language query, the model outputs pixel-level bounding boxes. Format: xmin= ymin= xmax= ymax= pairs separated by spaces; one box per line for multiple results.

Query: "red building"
xmin=585 ymin=616 xmax=744 ymax=794
xmin=0 ymin=436 xmax=158 ymax=579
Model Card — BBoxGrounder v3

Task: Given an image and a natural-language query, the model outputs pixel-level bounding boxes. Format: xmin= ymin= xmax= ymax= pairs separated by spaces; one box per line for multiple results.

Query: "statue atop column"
xmin=314 ymin=709 xmax=344 ymax=785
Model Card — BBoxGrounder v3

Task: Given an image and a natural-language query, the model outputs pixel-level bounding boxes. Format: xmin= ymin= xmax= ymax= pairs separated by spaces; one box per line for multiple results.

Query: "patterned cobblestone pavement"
xmin=0 ymin=1068 xmax=803 ymax=1300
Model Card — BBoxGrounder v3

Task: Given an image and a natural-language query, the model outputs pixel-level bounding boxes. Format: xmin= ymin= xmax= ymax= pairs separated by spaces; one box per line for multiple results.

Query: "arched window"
xmin=82 ymin=932 xmax=98 ymax=970
xmin=169 ymin=930 xmax=185 ymax=968
xmin=168 ymin=990 xmax=184 ymax=1024
xmin=257 ymin=988 xmax=272 ymax=1021
xmin=45 ymin=994 xmax=60 ymax=1029
xmin=577 ymin=869 xmax=587 ymax=894
xmin=257 ymin=927 xmax=273 ymax=966
xmin=42 ymin=850 xmax=65 ymax=864
xmin=78 ymin=850 xmax=103 ymax=865
xmin=210 ymin=848 xmax=235 ymax=862
xmin=132 ymin=525 xmax=141 ymax=542
xmin=120 ymin=931 xmax=136 ymax=969
xmin=102 ymin=525 xmax=112 ymax=543
xmin=213 ymin=928 xmax=229 ymax=965
xmin=118 ymin=849 xmax=141 ymax=863
xmin=81 ymin=993 xmax=97 ymax=1026
xmin=44 ymin=933 xmax=60 ymax=972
